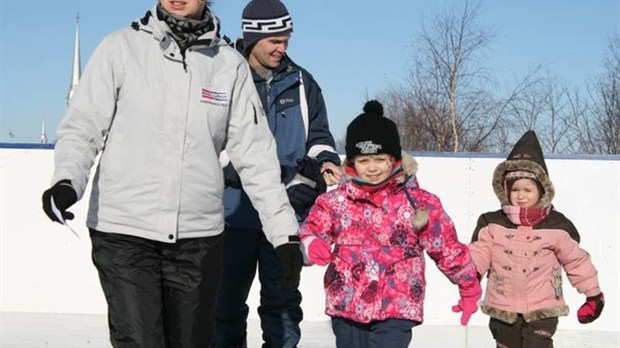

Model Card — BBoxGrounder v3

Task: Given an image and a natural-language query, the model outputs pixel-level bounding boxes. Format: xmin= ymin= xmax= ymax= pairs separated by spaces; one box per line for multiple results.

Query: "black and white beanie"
xmin=345 ymin=100 xmax=402 ymax=161
xmin=242 ymin=0 xmax=293 ymax=53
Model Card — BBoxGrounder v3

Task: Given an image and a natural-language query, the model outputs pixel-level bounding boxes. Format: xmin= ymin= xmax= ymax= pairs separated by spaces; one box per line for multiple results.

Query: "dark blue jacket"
xmin=223 ymin=55 xmax=340 ymax=229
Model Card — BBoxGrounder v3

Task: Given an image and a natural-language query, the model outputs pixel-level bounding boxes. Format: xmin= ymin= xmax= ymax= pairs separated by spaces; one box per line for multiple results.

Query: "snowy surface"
xmin=1 ymin=312 xmax=619 ymax=348
xmin=1 ymin=149 xmax=619 ymax=347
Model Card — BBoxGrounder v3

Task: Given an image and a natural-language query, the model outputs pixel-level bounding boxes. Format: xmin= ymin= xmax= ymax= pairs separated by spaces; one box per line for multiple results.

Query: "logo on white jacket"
xmin=201 ymin=88 xmax=229 ymax=106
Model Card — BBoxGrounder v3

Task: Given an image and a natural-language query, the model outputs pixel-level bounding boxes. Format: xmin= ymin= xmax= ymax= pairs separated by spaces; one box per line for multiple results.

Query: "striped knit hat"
xmin=242 ymin=0 xmax=293 ymax=53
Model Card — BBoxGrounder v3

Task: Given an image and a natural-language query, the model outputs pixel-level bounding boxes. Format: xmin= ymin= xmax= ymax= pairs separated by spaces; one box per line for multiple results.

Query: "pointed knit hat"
xmin=492 ymin=130 xmax=555 ymax=207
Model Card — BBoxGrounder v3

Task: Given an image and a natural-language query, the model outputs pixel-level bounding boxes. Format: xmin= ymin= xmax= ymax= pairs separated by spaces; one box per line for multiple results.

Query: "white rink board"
xmin=1 ymin=148 xmax=618 ymax=334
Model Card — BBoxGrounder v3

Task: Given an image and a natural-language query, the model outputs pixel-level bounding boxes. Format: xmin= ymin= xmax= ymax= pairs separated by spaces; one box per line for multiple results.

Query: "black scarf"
xmin=156 ymin=4 xmax=215 ymax=53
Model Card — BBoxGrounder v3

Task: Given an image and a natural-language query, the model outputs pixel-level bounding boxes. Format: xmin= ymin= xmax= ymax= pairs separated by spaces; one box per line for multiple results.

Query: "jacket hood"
xmin=492 ymin=131 xmax=555 ymax=207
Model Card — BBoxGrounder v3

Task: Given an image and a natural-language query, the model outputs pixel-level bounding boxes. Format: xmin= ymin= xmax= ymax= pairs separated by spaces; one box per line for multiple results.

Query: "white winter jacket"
xmin=52 ymin=6 xmax=298 ymax=246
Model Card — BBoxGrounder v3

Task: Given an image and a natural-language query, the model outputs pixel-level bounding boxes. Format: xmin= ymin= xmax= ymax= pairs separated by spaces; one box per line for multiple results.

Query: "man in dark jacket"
xmin=215 ymin=0 xmax=342 ymax=347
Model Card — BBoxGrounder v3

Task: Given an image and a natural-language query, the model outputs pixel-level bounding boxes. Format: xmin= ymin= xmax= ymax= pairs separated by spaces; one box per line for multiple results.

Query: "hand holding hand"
xmin=320 ymin=161 xmax=342 ymax=186
xmin=451 ymin=281 xmax=482 ymax=326
xmin=578 ymin=292 xmax=604 ymax=324
xmin=275 ymin=240 xmax=303 ymax=290
xmin=296 ymin=156 xmax=325 ymax=187
xmin=42 ymin=180 xmax=77 ymax=223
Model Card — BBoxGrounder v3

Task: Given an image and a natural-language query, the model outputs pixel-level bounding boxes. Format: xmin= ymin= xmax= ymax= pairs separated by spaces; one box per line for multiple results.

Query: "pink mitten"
xmin=306 ymin=237 xmax=332 ymax=266
xmin=451 ymin=281 xmax=482 ymax=325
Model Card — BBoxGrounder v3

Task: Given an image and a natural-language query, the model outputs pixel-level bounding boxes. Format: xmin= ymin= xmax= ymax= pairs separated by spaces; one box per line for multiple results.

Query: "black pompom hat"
xmin=345 ymin=100 xmax=402 ymax=160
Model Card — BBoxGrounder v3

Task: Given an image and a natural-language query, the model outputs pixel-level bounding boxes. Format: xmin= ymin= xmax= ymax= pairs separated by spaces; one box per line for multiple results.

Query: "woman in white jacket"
xmin=41 ymin=1 xmax=302 ymax=347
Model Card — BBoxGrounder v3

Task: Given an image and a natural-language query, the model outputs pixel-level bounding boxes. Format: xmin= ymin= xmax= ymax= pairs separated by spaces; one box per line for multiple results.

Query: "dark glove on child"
xmin=577 ymin=292 xmax=604 ymax=324
xmin=42 ymin=179 xmax=77 ymax=223
xmin=275 ymin=237 xmax=303 ymax=290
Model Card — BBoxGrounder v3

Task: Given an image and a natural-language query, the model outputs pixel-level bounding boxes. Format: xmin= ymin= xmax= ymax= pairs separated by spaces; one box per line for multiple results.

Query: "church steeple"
xmin=40 ymin=121 xmax=48 ymax=144
xmin=66 ymin=13 xmax=81 ymax=107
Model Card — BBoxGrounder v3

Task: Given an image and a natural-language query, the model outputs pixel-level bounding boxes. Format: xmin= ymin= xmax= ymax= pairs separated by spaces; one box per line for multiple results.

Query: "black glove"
xmin=222 ymin=163 xmax=242 ymax=189
xmin=296 ymin=156 xmax=326 ymax=192
xmin=42 ymin=179 xmax=78 ymax=223
xmin=275 ymin=239 xmax=303 ymax=290
xmin=286 ymin=184 xmax=320 ymax=217
xmin=286 ymin=156 xmax=327 ymax=217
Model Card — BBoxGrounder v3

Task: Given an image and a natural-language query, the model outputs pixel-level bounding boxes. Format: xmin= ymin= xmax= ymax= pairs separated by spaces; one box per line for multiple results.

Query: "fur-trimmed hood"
xmin=492 ymin=131 xmax=555 ymax=207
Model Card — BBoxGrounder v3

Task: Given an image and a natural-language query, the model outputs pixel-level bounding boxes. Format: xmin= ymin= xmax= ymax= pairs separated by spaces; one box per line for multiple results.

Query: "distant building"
xmin=40 ymin=121 xmax=48 ymax=144
xmin=66 ymin=13 xmax=81 ymax=107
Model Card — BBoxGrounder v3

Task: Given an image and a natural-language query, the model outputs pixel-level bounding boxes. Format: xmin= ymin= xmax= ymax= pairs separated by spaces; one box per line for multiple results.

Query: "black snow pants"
xmin=90 ymin=229 xmax=223 ymax=348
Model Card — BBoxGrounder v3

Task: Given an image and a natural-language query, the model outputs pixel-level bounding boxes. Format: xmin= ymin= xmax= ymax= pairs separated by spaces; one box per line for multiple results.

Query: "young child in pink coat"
xmin=299 ymin=100 xmax=482 ymax=348
xmin=469 ymin=130 xmax=604 ymax=348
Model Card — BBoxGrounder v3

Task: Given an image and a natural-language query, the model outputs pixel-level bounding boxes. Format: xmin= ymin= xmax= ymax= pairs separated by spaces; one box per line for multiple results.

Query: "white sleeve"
xmin=224 ymin=60 xmax=299 ymax=248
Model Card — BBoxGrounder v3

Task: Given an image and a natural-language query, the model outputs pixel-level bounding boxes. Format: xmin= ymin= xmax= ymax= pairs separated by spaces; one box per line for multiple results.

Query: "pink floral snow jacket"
xmin=299 ymin=155 xmax=478 ymax=324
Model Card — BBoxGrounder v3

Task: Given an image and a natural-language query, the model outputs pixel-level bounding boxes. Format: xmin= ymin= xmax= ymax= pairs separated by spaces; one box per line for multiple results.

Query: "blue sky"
xmin=1 ymin=0 xmax=618 ymax=144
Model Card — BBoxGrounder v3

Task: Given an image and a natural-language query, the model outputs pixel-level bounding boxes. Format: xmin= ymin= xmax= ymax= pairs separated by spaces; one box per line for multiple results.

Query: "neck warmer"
xmin=156 ymin=4 xmax=215 ymax=53
xmin=502 ymin=204 xmax=553 ymax=226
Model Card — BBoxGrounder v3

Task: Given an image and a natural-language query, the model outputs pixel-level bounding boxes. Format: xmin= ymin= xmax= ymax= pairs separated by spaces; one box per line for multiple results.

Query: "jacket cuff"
xmin=300 ymin=235 xmax=317 ymax=265
xmin=315 ymin=150 xmax=341 ymax=166
xmin=584 ymin=287 xmax=602 ymax=297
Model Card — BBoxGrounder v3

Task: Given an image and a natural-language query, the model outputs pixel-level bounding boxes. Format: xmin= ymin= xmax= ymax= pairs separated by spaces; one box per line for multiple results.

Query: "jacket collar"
xmin=251 ymin=55 xmax=298 ymax=83
xmin=135 ymin=5 xmax=224 ymax=51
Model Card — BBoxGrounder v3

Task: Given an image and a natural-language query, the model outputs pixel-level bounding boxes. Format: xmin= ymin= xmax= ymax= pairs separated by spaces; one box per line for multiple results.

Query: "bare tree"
xmin=416 ymin=1 xmax=495 ymax=151
xmin=379 ymin=1 xmax=614 ymax=155
xmin=564 ymin=89 xmax=594 ymax=154
xmin=484 ymin=66 xmax=544 ymax=152
xmin=537 ymin=73 xmax=575 ymax=154
xmin=380 ymin=1 xmax=504 ymax=152
xmin=568 ymin=35 xmax=620 ymax=155
xmin=591 ymin=36 xmax=620 ymax=154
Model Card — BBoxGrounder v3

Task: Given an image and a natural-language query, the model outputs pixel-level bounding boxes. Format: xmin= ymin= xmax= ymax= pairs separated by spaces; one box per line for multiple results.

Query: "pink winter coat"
xmin=470 ymin=132 xmax=601 ymax=324
xmin=299 ymin=157 xmax=478 ymax=324
xmin=469 ymin=211 xmax=601 ymax=324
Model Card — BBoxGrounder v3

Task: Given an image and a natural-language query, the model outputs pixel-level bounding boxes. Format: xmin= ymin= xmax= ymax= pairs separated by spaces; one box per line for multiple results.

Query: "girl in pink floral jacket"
xmin=299 ymin=101 xmax=482 ymax=348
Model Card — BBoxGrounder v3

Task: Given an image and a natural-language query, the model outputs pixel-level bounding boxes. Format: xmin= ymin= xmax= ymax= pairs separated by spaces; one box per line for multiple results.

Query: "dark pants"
xmin=90 ymin=229 xmax=223 ymax=348
xmin=215 ymin=227 xmax=303 ymax=348
xmin=331 ymin=317 xmax=417 ymax=348
xmin=489 ymin=316 xmax=558 ymax=348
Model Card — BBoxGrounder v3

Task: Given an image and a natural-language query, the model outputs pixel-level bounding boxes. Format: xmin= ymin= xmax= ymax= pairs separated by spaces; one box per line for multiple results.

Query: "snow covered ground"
xmin=1 ymin=312 xmax=618 ymax=348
